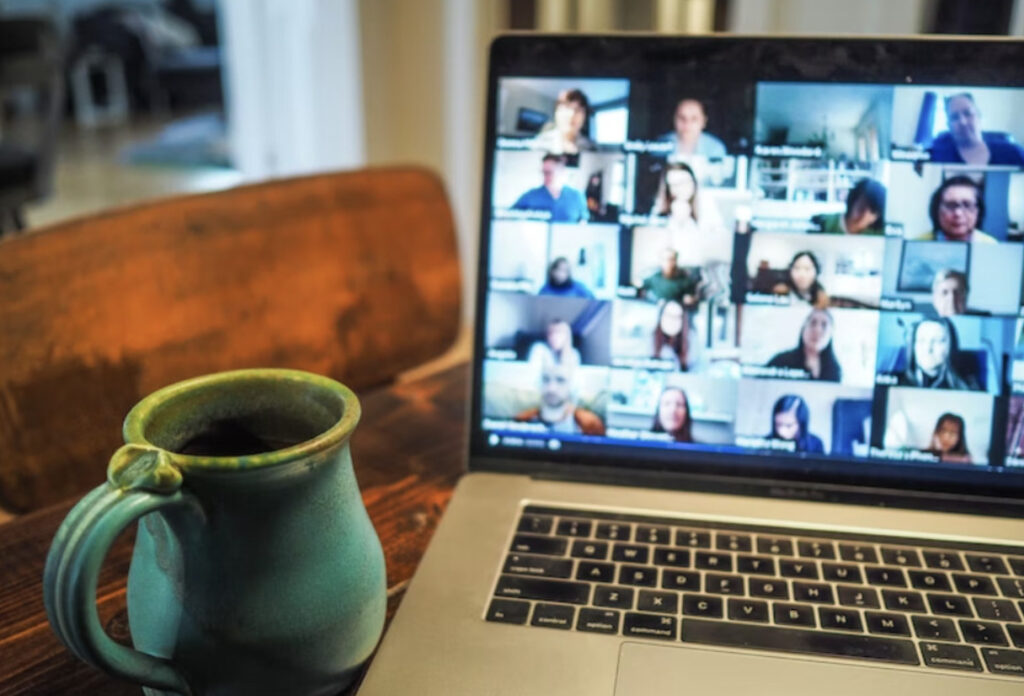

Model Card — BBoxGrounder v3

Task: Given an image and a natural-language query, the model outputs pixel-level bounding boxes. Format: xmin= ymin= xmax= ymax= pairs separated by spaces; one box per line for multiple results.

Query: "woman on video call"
xmin=917 ymin=175 xmax=996 ymax=244
xmin=921 ymin=412 xmax=972 ymax=464
xmin=767 ymin=309 xmax=843 ymax=382
xmin=768 ymin=395 xmax=824 ymax=454
xmin=652 ymin=161 xmax=729 ymax=265
xmin=652 ymin=299 xmax=688 ymax=371
xmin=651 ymin=387 xmax=694 ymax=443
xmin=811 ymin=178 xmax=886 ymax=235
xmin=773 ymin=251 xmax=830 ymax=308
xmin=538 ymin=257 xmax=594 ymax=298
xmin=898 ymin=317 xmax=979 ymax=390
xmin=527 ymin=319 xmax=581 ymax=371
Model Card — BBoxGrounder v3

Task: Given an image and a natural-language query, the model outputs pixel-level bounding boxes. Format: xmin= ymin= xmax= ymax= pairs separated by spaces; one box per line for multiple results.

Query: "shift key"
xmin=495 ymin=575 xmax=590 ymax=604
xmin=510 ymin=534 xmax=568 ymax=556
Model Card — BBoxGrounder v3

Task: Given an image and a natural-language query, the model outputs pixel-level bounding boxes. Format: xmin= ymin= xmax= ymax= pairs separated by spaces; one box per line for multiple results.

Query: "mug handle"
xmin=44 ymin=444 xmax=200 ymax=695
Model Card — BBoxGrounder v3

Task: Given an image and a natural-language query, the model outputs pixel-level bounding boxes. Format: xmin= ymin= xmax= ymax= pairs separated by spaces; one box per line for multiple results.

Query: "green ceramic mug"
xmin=43 ymin=369 xmax=386 ymax=696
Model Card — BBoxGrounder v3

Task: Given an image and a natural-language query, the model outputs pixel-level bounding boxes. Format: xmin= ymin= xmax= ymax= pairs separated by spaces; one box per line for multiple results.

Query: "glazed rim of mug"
xmin=122 ymin=368 xmax=361 ymax=471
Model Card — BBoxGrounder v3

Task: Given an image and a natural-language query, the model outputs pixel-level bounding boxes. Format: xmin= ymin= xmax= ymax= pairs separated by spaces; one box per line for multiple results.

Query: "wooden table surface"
xmin=0 ymin=363 xmax=469 ymax=696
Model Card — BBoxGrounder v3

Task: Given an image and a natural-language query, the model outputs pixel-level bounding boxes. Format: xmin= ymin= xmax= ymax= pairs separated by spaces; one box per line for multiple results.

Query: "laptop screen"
xmin=471 ymin=36 xmax=1024 ymax=500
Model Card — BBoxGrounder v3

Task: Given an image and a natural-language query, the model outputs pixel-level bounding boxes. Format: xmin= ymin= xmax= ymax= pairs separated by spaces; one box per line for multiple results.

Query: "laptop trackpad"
xmin=614 ymin=642 xmax=1013 ymax=695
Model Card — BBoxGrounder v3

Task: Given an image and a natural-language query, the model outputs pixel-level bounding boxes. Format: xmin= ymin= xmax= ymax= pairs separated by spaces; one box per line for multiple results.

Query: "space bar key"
xmin=681 ymin=619 xmax=920 ymax=665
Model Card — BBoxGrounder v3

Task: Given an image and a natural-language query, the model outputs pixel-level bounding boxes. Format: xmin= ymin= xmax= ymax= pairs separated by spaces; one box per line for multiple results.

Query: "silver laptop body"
xmin=360 ymin=34 xmax=1024 ymax=695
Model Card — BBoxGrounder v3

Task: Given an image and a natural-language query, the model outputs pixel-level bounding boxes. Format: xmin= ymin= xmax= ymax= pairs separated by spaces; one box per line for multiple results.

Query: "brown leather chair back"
xmin=0 ymin=167 xmax=461 ymax=512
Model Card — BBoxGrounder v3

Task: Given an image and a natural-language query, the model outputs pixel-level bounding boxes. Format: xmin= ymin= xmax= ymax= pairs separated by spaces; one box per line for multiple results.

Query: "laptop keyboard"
xmin=485 ymin=505 xmax=1024 ymax=678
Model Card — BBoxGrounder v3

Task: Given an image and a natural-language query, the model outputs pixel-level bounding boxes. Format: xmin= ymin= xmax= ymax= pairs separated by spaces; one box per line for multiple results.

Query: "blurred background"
xmin=0 ymin=0 xmax=1021 ymax=324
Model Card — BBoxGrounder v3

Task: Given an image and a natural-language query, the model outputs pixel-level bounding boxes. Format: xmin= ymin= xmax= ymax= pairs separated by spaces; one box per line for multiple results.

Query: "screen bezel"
xmin=469 ymin=33 xmax=1024 ymax=513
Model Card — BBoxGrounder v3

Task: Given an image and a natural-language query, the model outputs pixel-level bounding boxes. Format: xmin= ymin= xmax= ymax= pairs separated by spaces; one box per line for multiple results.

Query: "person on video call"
xmin=538 ymin=257 xmax=594 ymax=298
xmin=931 ymin=269 xmax=969 ymax=317
xmin=652 ymin=387 xmax=694 ymax=443
xmin=512 ymin=154 xmax=588 ymax=223
xmin=652 ymin=162 xmax=730 ymax=263
xmin=921 ymin=412 xmax=972 ymax=464
xmin=652 ymin=299 xmax=689 ymax=371
xmin=527 ymin=319 xmax=581 ymax=371
xmin=513 ymin=362 xmax=604 ymax=435
xmin=767 ymin=309 xmax=843 ymax=382
xmin=659 ymin=98 xmax=727 ymax=159
xmin=641 ymin=248 xmax=701 ymax=306
xmin=928 ymin=93 xmax=1024 ymax=166
xmin=768 ymin=395 xmax=824 ymax=454
xmin=533 ymin=89 xmax=596 ymax=155
xmin=898 ymin=317 xmax=979 ymax=390
xmin=917 ymin=175 xmax=995 ymax=243
xmin=811 ymin=178 xmax=887 ymax=235
xmin=772 ymin=251 xmax=830 ymax=308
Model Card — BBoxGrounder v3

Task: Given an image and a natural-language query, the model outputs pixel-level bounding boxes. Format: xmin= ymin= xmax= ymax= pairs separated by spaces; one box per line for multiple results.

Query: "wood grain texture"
xmin=0 ymin=167 xmax=461 ymax=513
xmin=0 ymin=362 xmax=469 ymax=696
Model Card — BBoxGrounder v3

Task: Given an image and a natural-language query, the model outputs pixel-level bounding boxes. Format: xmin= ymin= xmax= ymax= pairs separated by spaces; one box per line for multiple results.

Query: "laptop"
xmin=359 ymin=34 xmax=1024 ymax=694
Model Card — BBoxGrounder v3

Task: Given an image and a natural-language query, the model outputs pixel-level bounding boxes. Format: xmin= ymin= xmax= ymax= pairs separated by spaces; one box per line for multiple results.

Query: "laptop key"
xmin=486 ymin=598 xmax=530 ymax=625
xmin=865 ymin=612 xmax=910 ymax=636
xmin=882 ymin=589 xmax=926 ymax=613
xmin=927 ymin=593 xmax=973 ymax=617
xmin=880 ymin=547 xmax=921 ymax=567
xmin=530 ymin=602 xmax=574 ymax=630
xmin=864 ymin=566 xmax=906 ymax=587
xmin=503 ymin=553 xmax=573 ymax=579
xmin=681 ymin=619 xmax=919 ymax=665
xmin=695 ymin=551 xmax=733 ymax=572
xmin=624 ymin=612 xmax=677 ymax=640
xmin=554 ymin=519 xmax=592 ymax=538
xmin=757 ymin=536 xmax=795 ymax=556
xmin=908 ymin=570 xmax=951 ymax=592
xmin=1008 ymin=624 xmax=1024 ymax=649
xmin=922 ymin=551 xmax=964 ymax=571
xmin=819 ymin=608 xmax=862 ymax=632
xmin=919 ymin=642 xmax=981 ymax=671
xmin=965 ymin=554 xmax=1008 ymax=575
xmin=653 ymin=547 xmax=691 ymax=568
xmin=636 ymin=525 xmax=671 ymax=545
xmin=682 ymin=593 xmax=723 ymax=618
xmin=981 ymin=648 xmax=1024 ymax=677
xmin=619 ymin=565 xmax=657 ymax=587
xmin=822 ymin=563 xmax=862 ymax=584
xmin=773 ymin=603 xmax=816 ymax=627
xmin=953 ymin=573 xmax=997 ymax=596
xmin=912 ymin=615 xmax=959 ymax=641
xmin=797 ymin=540 xmax=836 ymax=559
xmin=1009 ymin=558 xmax=1024 ymax=577
xmin=705 ymin=573 xmax=744 ymax=595
xmin=839 ymin=544 xmax=878 ymax=564
xmin=494 ymin=576 xmax=590 ymax=604
xmin=595 ymin=522 xmax=631 ymax=541
xmin=959 ymin=620 xmax=1008 ymax=646
xmin=517 ymin=515 xmax=553 ymax=535
xmin=793 ymin=581 xmax=834 ymax=604
xmin=612 ymin=544 xmax=650 ymax=564
xmin=577 ymin=608 xmax=620 ymax=635
xmin=593 ymin=585 xmax=634 ymax=610
xmin=570 ymin=540 xmax=609 ymax=560
xmin=675 ymin=529 xmax=711 ymax=549
xmin=779 ymin=560 xmax=818 ymax=579
xmin=749 ymin=578 xmax=788 ymax=599
xmin=736 ymin=555 xmax=775 ymax=575
xmin=510 ymin=534 xmax=567 ymax=556
xmin=973 ymin=597 xmax=1021 ymax=622
xmin=837 ymin=585 xmax=879 ymax=608
xmin=638 ymin=590 xmax=679 ymax=614
xmin=717 ymin=533 xmax=752 ymax=553
xmin=728 ymin=598 xmax=769 ymax=623
xmin=662 ymin=570 xmax=701 ymax=591
xmin=576 ymin=561 xmax=615 ymax=584
xmin=998 ymin=576 xmax=1024 ymax=599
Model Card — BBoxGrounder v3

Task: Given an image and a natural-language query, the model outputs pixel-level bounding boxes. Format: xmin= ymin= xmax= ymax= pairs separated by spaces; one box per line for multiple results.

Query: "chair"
xmin=0 ymin=18 xmax=63 ymax=236
xmin=0 ymin=167 xmax=461 ymax=514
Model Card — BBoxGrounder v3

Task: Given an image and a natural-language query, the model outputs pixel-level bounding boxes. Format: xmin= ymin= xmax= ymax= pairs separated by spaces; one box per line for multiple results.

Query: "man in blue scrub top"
xmin=512 ymin=154 xmax=588 ymax=223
